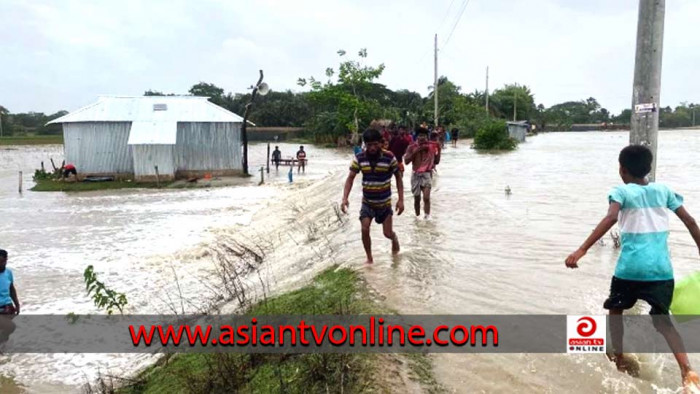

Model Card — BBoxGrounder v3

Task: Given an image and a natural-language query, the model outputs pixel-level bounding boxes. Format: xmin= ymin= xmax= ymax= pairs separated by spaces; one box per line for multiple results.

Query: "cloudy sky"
xmin=1 ymin=0 xmax=698 ymax=115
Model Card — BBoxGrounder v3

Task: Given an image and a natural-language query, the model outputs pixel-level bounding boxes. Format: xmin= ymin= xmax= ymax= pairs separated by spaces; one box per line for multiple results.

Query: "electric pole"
xmin=630 ymin=0 xmax=665 ymax=182
xmin=485 ymin=66 xmax=489 ymax=116
xmin=434 ymin=33 xmax=439 ymax=129
xmin=513 ymin=91 xmax=517 ymax=121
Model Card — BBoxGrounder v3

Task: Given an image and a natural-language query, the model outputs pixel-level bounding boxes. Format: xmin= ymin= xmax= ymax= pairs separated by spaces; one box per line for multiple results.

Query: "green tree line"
xmin=0 ymin=106 xmax=67 ymax=136
xmin=2 ymin=49 xmax=698 ymax=139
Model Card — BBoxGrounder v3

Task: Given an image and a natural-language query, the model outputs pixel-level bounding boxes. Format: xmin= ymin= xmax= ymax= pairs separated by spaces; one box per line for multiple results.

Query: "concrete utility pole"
xmin=513 ymin=91 xmax=517 ymax=121
xmin=485 ymin=66 xmax=489 ymax=116
xmin=630 ymin=0 xmax=665 ymax=182
xmin=434 ymin=34 xmax=439 ymax=128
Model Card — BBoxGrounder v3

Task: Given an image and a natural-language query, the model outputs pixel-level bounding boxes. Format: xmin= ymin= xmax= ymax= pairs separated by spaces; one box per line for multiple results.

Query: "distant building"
xmin=48 ymin=96 xmax=244 ymax=181
xmin=506 ymin=121 xmax=528 ymax=142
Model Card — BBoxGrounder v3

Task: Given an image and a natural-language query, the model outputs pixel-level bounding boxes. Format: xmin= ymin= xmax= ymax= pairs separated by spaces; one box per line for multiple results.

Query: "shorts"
xmin=359 ymin=203 xmax=393 ymax=224
xmin=411 ymin=172 xmax=432 ymax=197
xmin=63 ymin=168 xmax=77 ymax=177
xmin=0 ymin=304 xmax=15 ymax=315
xmin=603 ymin=276 xmax=674 ymax=315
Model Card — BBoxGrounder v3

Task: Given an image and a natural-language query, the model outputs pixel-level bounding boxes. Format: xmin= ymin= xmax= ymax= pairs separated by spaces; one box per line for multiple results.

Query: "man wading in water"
xmin=404 ymin=127 xmax=438 ymax=219
xmin=342 ymin=129 xmax=404 ymax=264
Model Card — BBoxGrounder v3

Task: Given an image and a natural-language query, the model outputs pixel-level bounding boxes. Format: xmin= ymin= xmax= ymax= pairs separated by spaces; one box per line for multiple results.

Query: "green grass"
xmin=115 ymin=267 xmax=388 ymax=394
xmin=0 ymin=135 xmax=63 ymax=145
xmin=31 ymin=178 xmax=166 ymax=192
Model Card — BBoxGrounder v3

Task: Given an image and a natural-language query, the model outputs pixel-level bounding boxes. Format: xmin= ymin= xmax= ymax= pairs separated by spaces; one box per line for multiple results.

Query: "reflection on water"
xmin=2 ymin=131 xmax=700 ymax=392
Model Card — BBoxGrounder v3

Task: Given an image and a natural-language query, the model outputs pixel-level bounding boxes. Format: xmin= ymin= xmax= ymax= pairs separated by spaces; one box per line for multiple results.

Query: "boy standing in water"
xmin=341 ymin=129 xmax=404 ymax=264
xmin=404 ymin=127 xmax=437 ymax=219
xmin=565 ymin=145 xmax=700 ymax=390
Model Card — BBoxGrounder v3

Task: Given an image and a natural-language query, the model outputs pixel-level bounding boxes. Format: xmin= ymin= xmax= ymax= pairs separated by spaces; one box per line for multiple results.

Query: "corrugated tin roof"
xmin=127 ymin=121 xmax=177 ymax=145
xmin=48 ymin=96 xmax=244 ymax=124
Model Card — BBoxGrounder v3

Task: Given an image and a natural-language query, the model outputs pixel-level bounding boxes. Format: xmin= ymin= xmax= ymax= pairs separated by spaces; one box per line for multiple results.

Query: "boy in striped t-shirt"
xmin=565 ymin=145 xmax=700 ymax=390
xmin=341 ymin=129 xmax=405 ymax=264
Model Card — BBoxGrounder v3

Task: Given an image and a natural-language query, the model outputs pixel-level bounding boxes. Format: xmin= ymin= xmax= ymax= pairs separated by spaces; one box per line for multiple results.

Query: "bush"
xmin=473 ymin=119 xmax=517 ymax=151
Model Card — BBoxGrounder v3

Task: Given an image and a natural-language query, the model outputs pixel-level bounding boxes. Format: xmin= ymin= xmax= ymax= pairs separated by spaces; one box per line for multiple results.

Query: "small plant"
xmin=33 ymin=168 xmax=54 ymax=181
xmin=83 ymin=265 xmax=128 ymax=315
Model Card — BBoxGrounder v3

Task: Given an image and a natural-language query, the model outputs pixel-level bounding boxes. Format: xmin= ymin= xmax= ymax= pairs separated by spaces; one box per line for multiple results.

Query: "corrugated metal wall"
xmin=174 ymin=122 xmax=242 ymax=171
xmin=507 ymin=124 xmax=527 ymax=142
xmin=63 ymin=122 xmax=134 ymax=173
xmin=132 ymin=145 xmax=175 ymax=178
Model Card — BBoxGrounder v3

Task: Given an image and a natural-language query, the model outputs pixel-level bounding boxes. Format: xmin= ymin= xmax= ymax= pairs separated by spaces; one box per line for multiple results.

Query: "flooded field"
xmin=1 ymin=131 xmax=700 ymax=393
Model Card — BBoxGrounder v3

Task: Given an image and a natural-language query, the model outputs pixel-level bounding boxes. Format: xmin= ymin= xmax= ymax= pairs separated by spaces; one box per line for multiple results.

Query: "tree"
xmin=298 ymin=48 xmax=385 ymax=142
xmin=389 ymin=89 xmax=425 ymax=128
xmin=144 ymin=90 xmax=176 ymax=96
xmin=221 ymin=90 xmax=312 ymax=127
xmin=489 ymin=84 xmax=536 ymax=121
xmin=611 ymin=109 xmax=632 ymax=125
xmin=189 ymin=82 xmax=226 ymax=106
xmin=425 ymin=76 xmax=465 ymax=126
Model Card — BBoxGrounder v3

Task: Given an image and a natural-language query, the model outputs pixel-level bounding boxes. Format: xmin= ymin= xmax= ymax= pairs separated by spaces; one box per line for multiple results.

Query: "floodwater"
xmin=2 ymin=131 xmax=700 ymax=393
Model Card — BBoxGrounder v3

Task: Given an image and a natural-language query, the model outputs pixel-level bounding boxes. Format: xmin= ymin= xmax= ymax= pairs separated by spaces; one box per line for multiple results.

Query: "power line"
xmin=418 ymin=0 xmax=460 ymax=66
xmin=442 ymin=0 xmax=472 ymax=49
xmin=437 ymin=0 xmax=458 ymax=31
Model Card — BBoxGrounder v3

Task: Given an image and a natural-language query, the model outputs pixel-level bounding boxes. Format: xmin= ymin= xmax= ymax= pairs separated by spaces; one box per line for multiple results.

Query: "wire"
xmin=442 ymin=0 xmax=472 ymax=49
xmin=437 ymin=0 xmax=458 ymax=31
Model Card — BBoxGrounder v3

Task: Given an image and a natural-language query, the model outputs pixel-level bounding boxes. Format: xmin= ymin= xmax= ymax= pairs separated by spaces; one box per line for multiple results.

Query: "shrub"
xmin=473 ymin=119 xmax=517 ymax=151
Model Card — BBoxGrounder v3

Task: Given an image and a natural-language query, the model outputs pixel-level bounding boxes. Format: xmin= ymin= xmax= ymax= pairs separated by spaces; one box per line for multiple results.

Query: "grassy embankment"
xmin=31 ymin=179 xmax=165 ymax=192
xmin=103 ymin=267 xmax=440 ymax=394
xmin=0 ymin=135 xmax=63 ymax=146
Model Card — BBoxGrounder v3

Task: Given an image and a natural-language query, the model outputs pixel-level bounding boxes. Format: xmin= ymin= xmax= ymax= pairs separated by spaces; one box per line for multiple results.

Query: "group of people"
xmin=341 ymin=124 xmax=445 ymax=264
xmin=342 ymin=130 xmax=700 ymax=389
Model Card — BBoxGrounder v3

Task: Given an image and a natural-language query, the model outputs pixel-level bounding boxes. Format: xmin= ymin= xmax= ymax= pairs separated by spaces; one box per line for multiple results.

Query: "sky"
xmin=1 ymin=0 xmax=698 ymax=115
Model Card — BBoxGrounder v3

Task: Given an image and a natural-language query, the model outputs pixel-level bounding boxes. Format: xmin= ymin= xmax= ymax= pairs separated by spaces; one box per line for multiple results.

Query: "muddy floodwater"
xmin=2 ymin=131 xmax=700 ymax=393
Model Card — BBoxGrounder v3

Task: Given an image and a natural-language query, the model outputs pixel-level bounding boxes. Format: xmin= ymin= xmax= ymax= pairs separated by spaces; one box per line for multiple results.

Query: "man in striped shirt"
xmin=342 ymin=129 xmax=405 ymax=264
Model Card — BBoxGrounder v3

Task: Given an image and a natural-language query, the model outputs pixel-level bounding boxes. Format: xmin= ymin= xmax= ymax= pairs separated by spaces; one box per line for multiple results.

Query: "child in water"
xmin=565 ymin=145 xmax=700 ymax=391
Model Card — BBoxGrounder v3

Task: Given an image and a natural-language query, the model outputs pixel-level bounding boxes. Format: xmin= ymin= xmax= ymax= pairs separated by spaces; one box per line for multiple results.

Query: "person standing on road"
xmin=296 ymin=146 xmax=307 ymax=174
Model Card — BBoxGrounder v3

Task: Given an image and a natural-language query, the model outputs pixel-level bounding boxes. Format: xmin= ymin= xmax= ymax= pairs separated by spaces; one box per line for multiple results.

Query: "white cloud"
xmin=0 ymin=0 xmax=697 ymax=114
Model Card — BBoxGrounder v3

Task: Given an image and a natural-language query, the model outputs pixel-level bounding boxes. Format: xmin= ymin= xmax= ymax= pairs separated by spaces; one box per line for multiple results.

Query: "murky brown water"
xmin=2 ymin=131 xmax=700 ymax=393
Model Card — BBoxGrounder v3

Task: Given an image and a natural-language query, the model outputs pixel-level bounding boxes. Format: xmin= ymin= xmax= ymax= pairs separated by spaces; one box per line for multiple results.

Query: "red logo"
xmin=567 ymin=315 xmax=606 ymax=353
xmin=576 ymin=317 xmax=597 ymax=337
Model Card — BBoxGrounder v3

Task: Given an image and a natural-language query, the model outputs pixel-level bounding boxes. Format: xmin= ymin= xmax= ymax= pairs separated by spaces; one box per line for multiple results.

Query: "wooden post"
xmin=259 ymin=166 xmax=264 ymax=185
xmin=18 ymin=171 xmax=22 ymax=194
xmin=266 ymin=142 xmax=270 ymax=174
xmin=50 ymin=158 xmax=57 ymax=172
xmin=154 ymin=165 xmax=160 ymax=188
xmin=41 ymin=161 xmax=45 ymax=172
